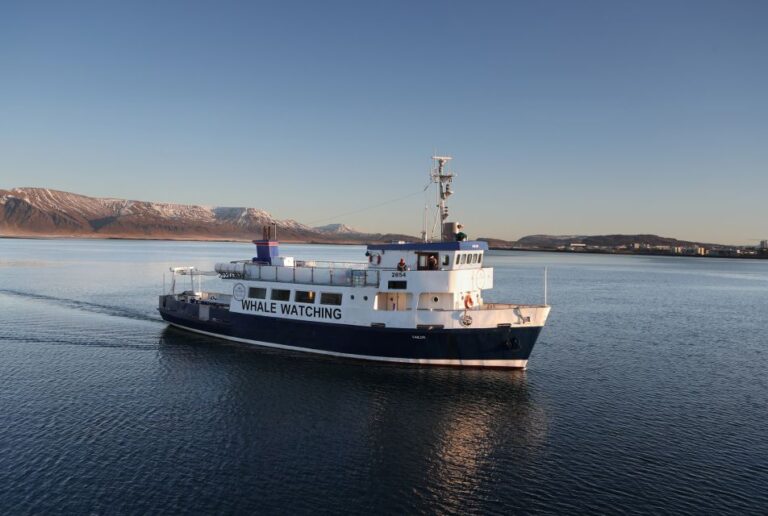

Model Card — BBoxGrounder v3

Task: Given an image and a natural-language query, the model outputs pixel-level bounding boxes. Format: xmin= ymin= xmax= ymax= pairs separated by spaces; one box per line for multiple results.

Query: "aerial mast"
xmin=431 ymin=156 xmax=455 ymax=242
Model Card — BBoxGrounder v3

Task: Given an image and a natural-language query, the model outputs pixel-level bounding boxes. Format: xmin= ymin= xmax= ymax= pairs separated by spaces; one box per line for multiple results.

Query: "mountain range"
xmin=0 ymin=188 xmax=407 ymax=243
xmin=1 ymin=187 xmax=716 ymax=249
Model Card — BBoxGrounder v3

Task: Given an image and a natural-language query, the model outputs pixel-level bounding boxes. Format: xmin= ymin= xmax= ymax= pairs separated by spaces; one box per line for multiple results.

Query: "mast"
xmin=431 ymin=156 xmax=455 ymax=242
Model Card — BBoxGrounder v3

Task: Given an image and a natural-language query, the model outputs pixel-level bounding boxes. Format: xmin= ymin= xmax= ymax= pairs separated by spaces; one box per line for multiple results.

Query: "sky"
xmin=1 ymin=1 xmax=766 ymax=245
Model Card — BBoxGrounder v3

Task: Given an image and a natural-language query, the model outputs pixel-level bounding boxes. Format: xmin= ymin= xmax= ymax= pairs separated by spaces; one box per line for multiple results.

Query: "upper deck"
xmin=366 ymin=240 xmax=488 ymax=271
xmin=212 ymin=240 xmax=490 ymax=289
xmin=215 ymin=259 xmax=380 ymax=287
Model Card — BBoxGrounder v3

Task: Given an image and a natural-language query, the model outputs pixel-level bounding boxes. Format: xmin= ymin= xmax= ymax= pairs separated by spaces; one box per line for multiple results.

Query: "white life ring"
xmin=473 ymin=269 xmax=486 ymax=290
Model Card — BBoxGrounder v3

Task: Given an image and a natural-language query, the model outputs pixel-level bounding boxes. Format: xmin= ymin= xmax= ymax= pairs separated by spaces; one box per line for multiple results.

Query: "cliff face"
xmin=0 ymin=188 xmax=408 ymax=243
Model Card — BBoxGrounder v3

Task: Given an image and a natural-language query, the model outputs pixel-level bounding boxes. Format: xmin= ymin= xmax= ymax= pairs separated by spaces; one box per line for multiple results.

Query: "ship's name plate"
xmin=239 ymin=300 xmax=342 ymax=320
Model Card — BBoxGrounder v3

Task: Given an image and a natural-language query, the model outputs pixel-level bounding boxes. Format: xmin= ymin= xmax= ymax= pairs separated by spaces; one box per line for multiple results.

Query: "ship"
xmin=158 ymin=157 xmax=551 ymax=368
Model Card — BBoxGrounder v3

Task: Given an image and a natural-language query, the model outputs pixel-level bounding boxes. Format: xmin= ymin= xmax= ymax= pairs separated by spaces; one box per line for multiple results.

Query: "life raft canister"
xmin=464 ymin=294 xmax=474 ymax=309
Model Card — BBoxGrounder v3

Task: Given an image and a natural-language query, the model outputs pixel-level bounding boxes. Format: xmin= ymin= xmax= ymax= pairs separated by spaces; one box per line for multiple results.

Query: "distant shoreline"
xmin=3 ymin=234 xmax=766 ymax=259
xmin=0 ymin=234 xmax=249 ymax=243
xmin=0 ymin=234 xmax=368 ymax=246
xmin=488 ymin=247 xmax=768 ymax=260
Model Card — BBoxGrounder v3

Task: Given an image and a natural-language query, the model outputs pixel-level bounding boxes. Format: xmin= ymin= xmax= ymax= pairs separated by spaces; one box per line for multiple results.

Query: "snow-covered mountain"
xmin=0 ymin=188 xmax=413 ymax=243
xmin=312 ymin=223 xmax=362 ymax=235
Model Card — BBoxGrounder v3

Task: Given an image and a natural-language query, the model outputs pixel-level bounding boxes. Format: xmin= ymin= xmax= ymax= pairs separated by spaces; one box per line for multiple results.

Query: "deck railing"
xmin=215 ymin=261 xmax=380 ymax=287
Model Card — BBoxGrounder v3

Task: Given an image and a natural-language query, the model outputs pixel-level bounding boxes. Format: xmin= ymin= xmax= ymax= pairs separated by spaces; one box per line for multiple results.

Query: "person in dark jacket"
xmin=455 ymin=224 xmax=467 ymax=242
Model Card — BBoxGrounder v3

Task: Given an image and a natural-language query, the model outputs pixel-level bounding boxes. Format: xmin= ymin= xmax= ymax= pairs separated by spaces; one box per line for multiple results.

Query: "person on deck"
xmin=397 ymin=258 xmax=407 ymax=271
xmin=427 ymin=255 xmax=438 ymax=270
xmin=455 ymin=224 xmax=467 ymax=242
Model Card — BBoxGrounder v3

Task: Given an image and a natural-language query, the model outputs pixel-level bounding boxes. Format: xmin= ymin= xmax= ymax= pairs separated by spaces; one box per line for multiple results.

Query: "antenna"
xmin=430 ymin=155 xmax=456 ymax=242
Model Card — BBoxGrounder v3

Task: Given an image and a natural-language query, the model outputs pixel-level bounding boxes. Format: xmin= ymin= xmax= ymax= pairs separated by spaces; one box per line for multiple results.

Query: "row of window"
xmin=248 ymin=287 xmax=342 ymax=306
xmin=416 ymin=252 xmax=483 ymax=269
xmin=456 ymin=252 xmax=483 ymax=265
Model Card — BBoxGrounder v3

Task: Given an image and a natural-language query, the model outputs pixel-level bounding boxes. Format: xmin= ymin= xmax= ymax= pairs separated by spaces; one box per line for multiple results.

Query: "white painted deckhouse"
xmin=159 ymin=157 xmax=551 ymax=368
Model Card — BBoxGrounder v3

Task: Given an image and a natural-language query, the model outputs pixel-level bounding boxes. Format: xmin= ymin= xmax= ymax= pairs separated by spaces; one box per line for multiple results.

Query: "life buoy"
xmin=464 ymin=294 xmax=474 ymax=309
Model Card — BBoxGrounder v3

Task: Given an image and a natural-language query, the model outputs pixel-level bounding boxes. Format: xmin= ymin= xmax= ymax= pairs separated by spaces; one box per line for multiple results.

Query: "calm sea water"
xmin=1 ymin=239 xmax=766 ymax=514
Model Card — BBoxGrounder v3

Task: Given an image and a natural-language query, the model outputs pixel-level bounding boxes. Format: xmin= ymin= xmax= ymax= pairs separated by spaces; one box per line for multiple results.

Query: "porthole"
xmin=433 ymin=296 xmax=439 ymax=303
xmin=351 ymin=295 xmax=355 ymax=300
xmin=363 ymin=296 xmax=368 ymax=301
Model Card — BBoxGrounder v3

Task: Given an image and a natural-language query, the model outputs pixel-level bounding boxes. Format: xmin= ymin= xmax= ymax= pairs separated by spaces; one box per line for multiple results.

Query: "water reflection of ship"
xmin=363 ymin=371 xmax=549 ymax=512
xmin=158 ymin=327 xmax=549 ymax=511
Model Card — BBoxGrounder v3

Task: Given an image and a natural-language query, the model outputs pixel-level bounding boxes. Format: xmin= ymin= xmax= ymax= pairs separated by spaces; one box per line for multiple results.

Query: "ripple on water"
xmin=1 ymin=242 xmax=767 ymax=513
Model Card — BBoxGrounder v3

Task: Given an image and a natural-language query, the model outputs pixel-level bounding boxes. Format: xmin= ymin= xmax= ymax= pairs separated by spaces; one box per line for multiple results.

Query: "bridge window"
xmin=478 ymin=254 xmax=483 ymax=264
xmin=458 ymin=254 xmax=465 ymax=265
xmin=417 ymin=252 xmax=439 ymax=271
xmin=320 ymin=293 xmax=342 ymax=306
xmin=442 ymin=255 xmax=450 ymax=266
xmin=295 ymin=290 xmax=316 ymax=304
xmin=271 ymin=289 xmax=290 ymax=301
xmin=248 ymin=287 xmax=266 ymax=299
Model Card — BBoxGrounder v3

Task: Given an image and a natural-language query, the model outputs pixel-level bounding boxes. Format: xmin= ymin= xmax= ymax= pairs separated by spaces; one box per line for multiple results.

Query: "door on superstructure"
xmin=375 ymin=292 xmax=411 ymax=311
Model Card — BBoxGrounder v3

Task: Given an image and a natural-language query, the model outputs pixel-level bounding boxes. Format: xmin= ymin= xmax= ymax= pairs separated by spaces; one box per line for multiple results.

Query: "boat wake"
xmin=0 ymin=288 xmax=162 ymax=323
xmin=5 ymin=334 xmax=159 ymax=351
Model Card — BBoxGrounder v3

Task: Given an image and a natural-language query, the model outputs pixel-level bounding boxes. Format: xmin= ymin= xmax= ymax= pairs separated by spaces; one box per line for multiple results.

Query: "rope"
xmin=307 ymin=182 xmax=431 ymax=226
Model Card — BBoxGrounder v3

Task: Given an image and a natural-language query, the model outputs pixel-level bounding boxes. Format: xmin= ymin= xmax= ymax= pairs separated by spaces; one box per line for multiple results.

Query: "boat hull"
xmin=158 ymin=304 xmax=543 ymax=369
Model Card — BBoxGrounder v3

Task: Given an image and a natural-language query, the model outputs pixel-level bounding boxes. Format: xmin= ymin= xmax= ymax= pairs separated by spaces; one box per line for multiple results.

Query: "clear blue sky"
xmin=1 ymin=1 xmax=766 ymax=244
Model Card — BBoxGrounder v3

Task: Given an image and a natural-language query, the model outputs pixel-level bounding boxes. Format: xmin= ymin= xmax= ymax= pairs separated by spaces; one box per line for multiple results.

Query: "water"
xmin=1 ymin=239 xmax=766 ymax=514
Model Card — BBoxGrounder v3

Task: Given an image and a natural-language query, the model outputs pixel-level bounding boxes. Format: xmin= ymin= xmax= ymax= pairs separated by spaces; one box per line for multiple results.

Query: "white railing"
xmin=215 ymin=261 xmax=380 ymax=287
xmin=295 ymin=260 xmax=369 ymax=270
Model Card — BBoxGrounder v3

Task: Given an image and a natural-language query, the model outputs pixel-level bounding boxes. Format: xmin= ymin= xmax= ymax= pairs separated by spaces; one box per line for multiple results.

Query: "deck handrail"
xmin=225 ymin=262 xmax=381 ymax=287
xmin=416 ymin=303 xmax=549 ymax=311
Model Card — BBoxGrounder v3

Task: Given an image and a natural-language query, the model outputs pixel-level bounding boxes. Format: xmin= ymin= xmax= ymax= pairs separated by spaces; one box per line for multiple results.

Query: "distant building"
xmin=761 ymin=240 xmax=768 ymax=250
xmin=683 ymin=246 xmax=707 ymax=256
xmin=708 ymin=248 xmax=735 ymax=257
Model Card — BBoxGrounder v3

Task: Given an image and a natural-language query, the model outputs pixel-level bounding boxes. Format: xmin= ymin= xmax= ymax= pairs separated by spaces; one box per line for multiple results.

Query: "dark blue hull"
xmin=158 ymin=297 xmax=542 ymax=368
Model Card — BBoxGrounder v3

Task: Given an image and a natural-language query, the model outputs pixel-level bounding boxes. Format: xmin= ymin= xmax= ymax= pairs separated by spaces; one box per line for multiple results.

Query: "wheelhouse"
xmin=366 ymin=241 xmax=488 ymax=272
